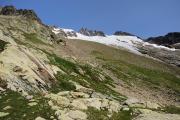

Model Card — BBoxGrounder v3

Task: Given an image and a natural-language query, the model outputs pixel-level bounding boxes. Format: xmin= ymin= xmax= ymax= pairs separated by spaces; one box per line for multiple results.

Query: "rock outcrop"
xmin=114 ymin=31 xmax=135 ymax=36
xmin=79 ymin=28 xmax=105 ymax=37
xmin=0 ymin=40 xmax=59 ymax=95
xmin=137 ymin=42 xmax=180 ymax=67
xmin=0 ymin=6 xmax=42 ymax=23
xmin=0 ymin=10 xmax=58 ymax=44
xmin=147 ymin=32 xmax=180 ymax=49
xmin=46 ymin=84 xmax=122 ymax=120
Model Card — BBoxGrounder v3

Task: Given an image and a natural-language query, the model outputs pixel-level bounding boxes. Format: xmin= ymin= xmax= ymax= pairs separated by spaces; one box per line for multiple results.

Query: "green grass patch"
xmin=50 ymin=72 xmax=76 ymax=93
xmin=0 ymin=90 xmax=57 ymax=120
xmin=45 ymin=52 xmax=126 ymax=101
xmin=24 ymin=33 xmax=47 ymax=45
xmin=0 ymin=40 xmax=8 ymax=52
xmin=47 ymin=53 xmax=79 ymax=74
xmin=163 ymin=105 xmax=180 ymax=114
xmin=102 ymin=59 xmax=180 ymax=93
xmin=86 ymin=107 xmax=133 ymax=120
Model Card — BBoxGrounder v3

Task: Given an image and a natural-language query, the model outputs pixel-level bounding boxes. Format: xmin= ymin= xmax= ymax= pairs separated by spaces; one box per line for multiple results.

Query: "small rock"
xmin=75 ymin=84 xmax=94 ymax=94
xmin=35 ymin=116 xmax=46 ymax=120
xmin=50 ymin=116 xmax=54 ymax=119
xmin=125 ymin=98 xmax=140 ymax=105
xmin=28 ymin=102 xmax=37 ymax=106
xmin=13 ymin=66 xmax=23 ymax=72
xmin=88 ymin=98 xmax=102 ymax=110
xmin=109 ymin=101 xmax=121 ymax=112
xmin=146 ymin=101 xmax=160 ymax=109
xmin=71 ymin=99 xmax=88 ymax=110
xmin=0 ymin=87 xmax=5 ymax=92
xmin=124 ymin=98 xmax=144 ymax=108
xmin=70 ymin=92 xmax=89 ymax=98
xmin=3 ymin=106 xmax=12 ymax=110
xmin=0 ymin=112 xmax=9 ymax=117
xmin=122 ymin=107 xmax=130 ymax=111
xmin=67 ymin=110 xmax=87 ymax=120
xmin=70 ymin=72 xmax=78 ymax=76
xmin=46 ymin=94 xmax=70 ymax=107
xmin=26 ymin=95 xmax=33 ymax=100
xmin=57 ymin=91 xmax=70 ymax=96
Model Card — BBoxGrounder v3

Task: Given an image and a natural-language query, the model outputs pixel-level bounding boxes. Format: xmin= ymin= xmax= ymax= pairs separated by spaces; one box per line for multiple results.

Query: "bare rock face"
xmin=0 ymin=6 xmax=42 ymax=23
xmin=0 ymin=42 xmax=59 ymax=94
xmin=114 ymin=31 xmax=135 ymax=36
xmin=0 ymin=6 xmax=16 ymax=15
xmin=0 ymin=12 xmax=58 ymax=44
xmin=79 ymin=28 xmax=105 ymax=37
xmin=147 ymin=32 xmax=180 ymax=49
xmin=137 ymin=43 xmax=180 ymax=67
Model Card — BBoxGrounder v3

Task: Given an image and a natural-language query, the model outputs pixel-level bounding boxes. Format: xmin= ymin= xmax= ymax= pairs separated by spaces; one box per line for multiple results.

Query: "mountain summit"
xmin=0 ymin=5 xmax=42 ymax=23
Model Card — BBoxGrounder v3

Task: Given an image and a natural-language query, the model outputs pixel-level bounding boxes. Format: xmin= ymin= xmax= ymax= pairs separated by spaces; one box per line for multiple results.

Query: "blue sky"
xmin=1 ymin=0 xmax=180 ymax=38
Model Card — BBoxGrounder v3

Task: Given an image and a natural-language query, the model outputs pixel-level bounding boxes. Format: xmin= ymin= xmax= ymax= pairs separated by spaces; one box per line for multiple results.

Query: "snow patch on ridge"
xmin=142 ymin=42 xmax=176 ymax=51
xmin=52 ymin=27 xmax=176 ymax=54
xmin=70 ymin=33 xmax=142 ymax=54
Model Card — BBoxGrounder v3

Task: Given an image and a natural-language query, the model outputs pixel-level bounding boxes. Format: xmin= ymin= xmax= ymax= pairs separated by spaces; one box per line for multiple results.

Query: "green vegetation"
xmin=86 ymin=107 xmax=132 ymax=120
xmin=0 ymin=90 xmax=57 ymax=120
xmin=24 ymin=33 xmax=47 ymax=45
xmin=91 ymin=50 xmax=103 ymax=56
xmin=163 ymin=105 xmax=180 ymax=114
xmin=102 ymin=60 xmax=180 ymax=93
xmin=46 ymin=52 xmax=126 ymax=101
xmin=0 ymin=40 xmax=8 ymax=52
xmin=51 ymin=73 xmax=76 ymax=93
xmin=48 ymin=53 xmax=79 ymax=74
xmin=91 ymin=50 xmax=180 ymax=94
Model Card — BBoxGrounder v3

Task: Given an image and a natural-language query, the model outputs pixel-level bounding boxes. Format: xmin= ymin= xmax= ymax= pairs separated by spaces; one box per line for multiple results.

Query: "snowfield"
xmin=52 ymin=28 xmax=176 ymax=54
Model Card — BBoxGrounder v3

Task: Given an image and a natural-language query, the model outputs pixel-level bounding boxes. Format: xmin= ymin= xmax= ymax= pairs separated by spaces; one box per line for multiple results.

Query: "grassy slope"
xmin=17 ymin=36 xmax=180 ymax=103
xmin=55 ymin=39 xmax=180 ymax=104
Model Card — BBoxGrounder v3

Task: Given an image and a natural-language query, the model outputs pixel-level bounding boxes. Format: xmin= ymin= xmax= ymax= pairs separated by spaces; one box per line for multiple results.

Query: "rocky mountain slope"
xmin=0 ymin=6 xmax=180 ymax=120
xmin=53 ymin=27 xmax=180 ymax=67
xmin=147 ymin=32 xmax=180 ymax=49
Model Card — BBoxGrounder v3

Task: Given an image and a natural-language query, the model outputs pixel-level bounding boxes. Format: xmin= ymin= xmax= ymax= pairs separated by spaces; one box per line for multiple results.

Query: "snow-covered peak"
xmin=68 ymin=31 xmax=143 ymax=54
xmin=52 ymin=28 xmax=61 ymax=34
xmin=61 ymin=28 xmax=75 ymax=33
xmin=52 ymin=27 xmax=76 ymax=34
xmin=52 ymin=27 xmax=176 ymax=54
